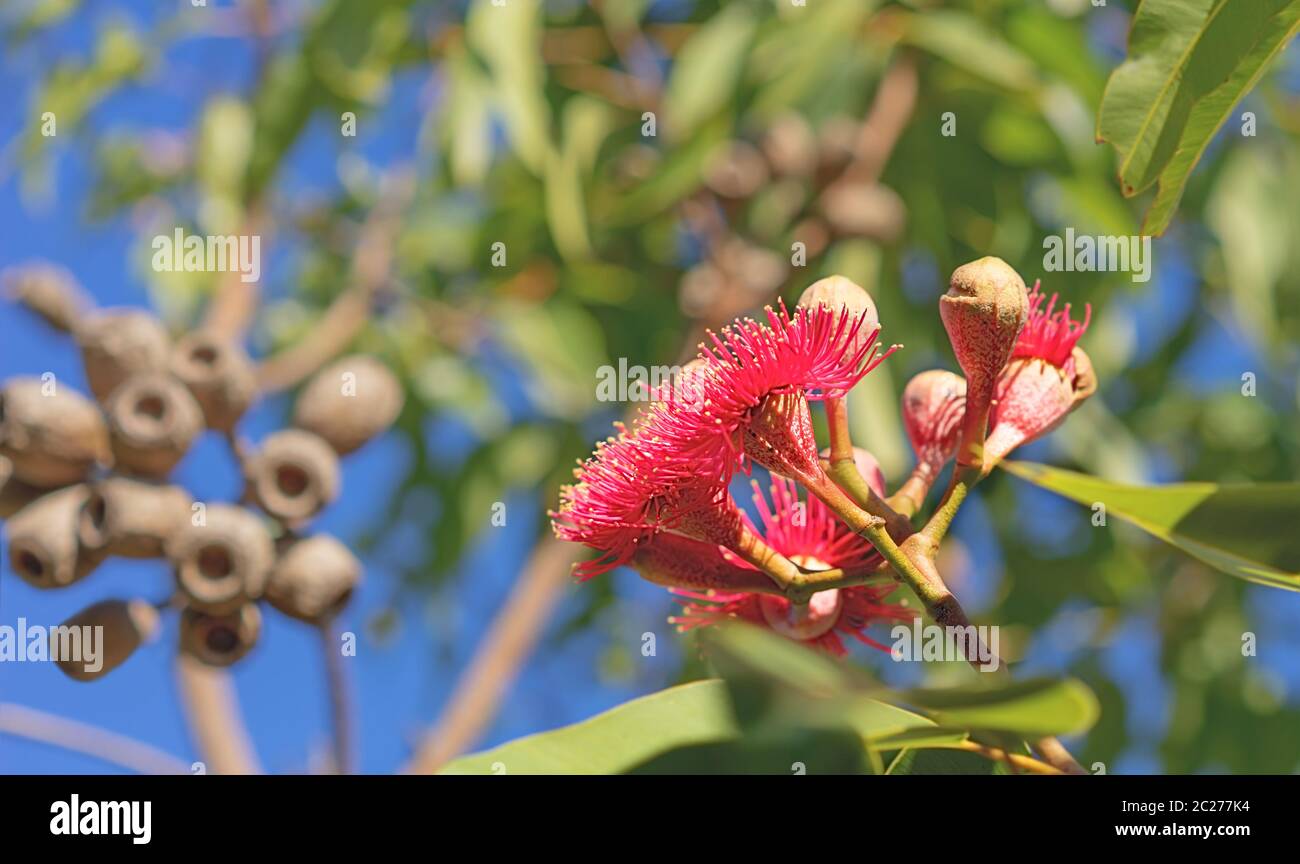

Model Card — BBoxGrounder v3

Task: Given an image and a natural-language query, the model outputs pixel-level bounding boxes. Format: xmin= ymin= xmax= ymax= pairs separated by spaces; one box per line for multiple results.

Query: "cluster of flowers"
xmin=553 ymin=258 xmax=1094 ymax=655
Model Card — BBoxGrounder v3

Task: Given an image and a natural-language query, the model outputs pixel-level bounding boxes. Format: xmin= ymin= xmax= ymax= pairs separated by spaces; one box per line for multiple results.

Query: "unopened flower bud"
xmin=55 ymin=599 xmax=159 ymax=681
xmin=105 ymin=372 xmax=203 ymax=478
xmin=901 ymin=369 xmax=967 ymax=478
xmin=797 ymin=275 xmax=880 ymax=358
xmin=939 ymin=257 xmax=1029 ymax=466
xmin=5 ymin=485 xmax=104 ymax=588
xmin=180 ymin=603 xmax=261 ymax=667
xmin=170 ymin=331 xmax=257 ymax=431
xmin=246 ymin=429 xmax=340 ymax=524
xmin=293 ymin=355 xmax=404 ymax=455
xmin=940 ymin=257 xmax=1029 ymax=389
xmin=75 ymin=309 xmax=171 ymax=403
xmin=79 ymin=476 xmax=193 ymax=559
xmin=631 ymin=532 xmax=773 ymax=593
xmin=266 ymin=534 xmax=361 ymax=623
xmin=167 ymin=504 xmax=273 ymax=614
xmin=0 ymin=377 xmax=109 ymax=487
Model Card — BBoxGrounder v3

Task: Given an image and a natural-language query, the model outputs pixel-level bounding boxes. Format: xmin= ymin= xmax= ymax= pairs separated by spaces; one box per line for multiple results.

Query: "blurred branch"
xmin=402 ymin=536 xmax=581 ymax=773
xmin=176 ymin=653 xmax=263 ymax=774
xmin=841 ymin=54 xmax=919 ymax=186
xmin=256 ymin=168 xmax=415 ymax=393
xmin=201 ymin=212 xmax=267 ymax=341
xmin=0 ymin=702 xmax=191 ymax=775
xmin=321 ymin=622 xmax=354 ymax=774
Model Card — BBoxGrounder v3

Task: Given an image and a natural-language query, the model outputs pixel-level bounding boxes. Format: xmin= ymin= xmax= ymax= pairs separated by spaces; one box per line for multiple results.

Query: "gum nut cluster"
xmin=552 ymin=260 xmax=1095 ymax=655
xmin=0 ymin=263 xmax=405 ymax=678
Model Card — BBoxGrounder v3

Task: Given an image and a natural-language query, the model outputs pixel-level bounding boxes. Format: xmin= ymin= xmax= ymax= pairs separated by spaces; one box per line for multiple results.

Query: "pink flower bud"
xmin=985 ymin=283 xmax=1094 ymax=466
xmin=901 ymin=369 xmax=967 ymax=479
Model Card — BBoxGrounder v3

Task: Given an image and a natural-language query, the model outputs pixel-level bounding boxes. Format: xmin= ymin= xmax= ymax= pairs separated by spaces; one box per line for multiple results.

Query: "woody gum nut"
xmin=75 ymin=309 xmax=171 ymax=403
xmin=0 ymin=455 xmax=42 ymax=518
xmin=170 ymin=331 xmax=256 ymax=431
xmin=3 ymin=263 xmax=89 ymax=333
xmin=293 ymin=354 xmax=404 ymax=456
xmin=5 ymin=485 xmax=104 ymax=589
xmin=797 ymin=275 xmax=880 ymax=356
xmin=267 ymin=534 xmax=361 ymax=623
xmin=179 ymin=603 xmax=261 ymax=667
xmin=939 ymin=257 xmax=1029 ymax=389
xmin=247 ymin=429 xmax=340 ymax=524
xmin=105 ymin=373 xmax=203 ymax=478
xmin=0 ymin=377 xmax=109 ymax=487
xmin=55 ymin=599 xmax=159 ymax=682
xmin=167 ymin=504 xmax=273 ymax=614
xmin=761 ymin=112 xmax=817 ymax=178
xmin=79 ymin=476 xmax=193 ymax=559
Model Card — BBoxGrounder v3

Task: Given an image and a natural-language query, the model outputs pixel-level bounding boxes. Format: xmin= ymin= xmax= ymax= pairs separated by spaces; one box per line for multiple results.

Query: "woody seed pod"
xmin=761 ymin=112 xmax=818 ymax=178
xmin=55 ymin=599 xmax=160 ymax=681
xmin=179 ymin=603 xmax=261 ymax=667
xmin=0 ymin=377 xmax=109 ymax=487
xmin=703 ymin=140 xmax=769 ymax=199
xmin=246 ymin=429 xmax=340 ymax=524
xmin=170 ymin=331 xmax=256 ymax=431
xmin=293 ymin=355 xmax=404 ymax=455
xmin=167 ymin=504 xmax=273 ymax=614
xmin=5 ymin=485 xmax=104 ymax=588
xmin=79 ymin=476 xmax=193 ymax=559
xmin=3 ymin=263 xmax=89 ymax=333
xmin=104 ymin=373 xmax=203 ymax=478
xmin=0 ymin=455 xmax=42 ymax=518
xmin=819 ymin=181 xmax=906 ymax=243
xmin=267 ymin=534 xmax=362 ymax=623
xmin=75 ymin=309 xmax=171 ymax=403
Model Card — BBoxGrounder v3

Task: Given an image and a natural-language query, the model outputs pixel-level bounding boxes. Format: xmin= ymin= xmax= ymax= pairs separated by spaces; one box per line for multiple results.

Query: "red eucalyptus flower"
xmin=670 ymin=472 xmax=914 ymax=656
xmin=985 ymin=281 xmax=1096 ymax=467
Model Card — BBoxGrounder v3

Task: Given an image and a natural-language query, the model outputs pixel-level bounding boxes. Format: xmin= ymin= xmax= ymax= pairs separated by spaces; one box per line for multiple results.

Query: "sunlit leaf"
xmin=1004 ymin=461 xmax=1300 ymax=591
xmin=1097 ymin=0 xmax=1300 ymax=234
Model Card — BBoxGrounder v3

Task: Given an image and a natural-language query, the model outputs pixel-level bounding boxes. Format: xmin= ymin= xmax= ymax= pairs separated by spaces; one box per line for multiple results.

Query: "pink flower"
xmin=986 ymin=281 xmax=1096 ymax=466
xmin=669 ymin=474 xmax=914 ymax=657
xmin=552 ymin=426 xmax=754 ymax=580
xmin=646 ymin=302 xmax=895 ymax=489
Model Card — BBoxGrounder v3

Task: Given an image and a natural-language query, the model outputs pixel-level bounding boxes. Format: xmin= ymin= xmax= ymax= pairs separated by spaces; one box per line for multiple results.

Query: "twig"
xmin=256 ymin=169 xmax=415 ymax=393
xmin=175 ymin=654 xmax=263 ymax=774
xmin=402 ymin=536 xmax=581 ymax=773
xmin=0 ymin=702 xmax=190 ymax=775
xmin=320 ymin=622 xmax=354 ymax=774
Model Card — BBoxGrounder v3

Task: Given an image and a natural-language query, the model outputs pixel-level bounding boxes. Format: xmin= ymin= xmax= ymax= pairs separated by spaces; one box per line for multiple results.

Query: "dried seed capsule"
xmin=293 ymin=355 xmax=403 ymax=456
xmin=818 ymin=181 xmax=906 ymax=243
xmin=5 ymin=485 xmax=104 ymax=588
xmin=104 ymin=373 xmax=203 ymax=478
xmin=246 ymin=429 xmax=340 ymax=524
xmin=0 ymin=377 xmax=109 ymax=487
xmin=74 ymin=309 xmax=171 ymax=404
xmin=0 ymin=455 xmax=42 ymax=518
xmin=179 ymin=603 xmax=261 ymax=667
xmin=761 ymin=112 xmax=817 ymax=178
xmin=703 ymin=140 xmax=769 ymax=199
xmin=170 ymin=331 xmax=256 ymax=431
xmin=267 ymin=534 xmax=361 ymax=623
xmin=167 ymin=504 xmax=273 ymax=614
xmin=79 ymin=476 xmax=193 ymax=559
xmin=2 ymin=262 xmax=89 ymax=333
xmin=55 ymin=599 xmax=159 ymax=681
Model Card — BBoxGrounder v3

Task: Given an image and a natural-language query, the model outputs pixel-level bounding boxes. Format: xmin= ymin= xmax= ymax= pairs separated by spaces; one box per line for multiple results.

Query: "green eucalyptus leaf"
xmin=1003 ymin=461 xmax=1300 ymax=591
xmin=1097 ymin=0 xmax=1300 ymax=234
